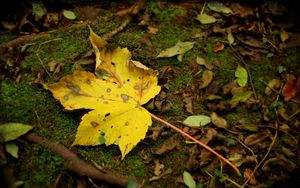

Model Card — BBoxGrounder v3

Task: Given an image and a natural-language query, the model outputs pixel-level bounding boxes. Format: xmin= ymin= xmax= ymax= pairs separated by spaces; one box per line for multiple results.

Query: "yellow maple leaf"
xmin=44 ymin=27 xmax=161 ymax=158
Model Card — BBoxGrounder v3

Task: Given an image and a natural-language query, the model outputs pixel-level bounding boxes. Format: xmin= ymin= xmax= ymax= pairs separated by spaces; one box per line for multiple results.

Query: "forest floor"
xmin=1 ymin=1 xmax=300 ymax=188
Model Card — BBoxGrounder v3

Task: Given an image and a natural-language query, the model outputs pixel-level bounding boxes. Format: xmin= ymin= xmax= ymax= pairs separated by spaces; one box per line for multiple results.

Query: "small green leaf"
xmin=278 ymin=66 xmax=287 ymax=74
xmin=207 ymin=1 xmax=233 ymax=14
xmin=157 ymin=41 xmax=194 ymax=61
xmin=5 ymin=142 xmax=19 ymax=158
xmin=183 ymin=115 xmax=211 ymax=128
xmin=243 ymin=125 xmax=259 ymax=132
xmin=231 ymin=91 xmax=253 ymax=102
xmin=195 ymin=14 xmax=217 ymax=24
xmin=227 ymin=29 xmax=234 ymax=45
xmin=235 ymin=65 xmax=248 ymax=87
xmin=63 ymin=10 xmax=77 ymax=20
xmin=32 ymin=2 xmax=47 ymax=18
xmin=0 ymin=123 xmax=33 ymax=143
xmin=183 ymin=171 xmax=196 ymax=188
xmin=224 ymin=138 xmax=236 ymax=146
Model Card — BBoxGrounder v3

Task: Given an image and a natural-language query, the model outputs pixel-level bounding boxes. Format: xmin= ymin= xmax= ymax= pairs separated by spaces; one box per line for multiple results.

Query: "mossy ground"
xmin=1 ymin=1 xmax=299 ymax=188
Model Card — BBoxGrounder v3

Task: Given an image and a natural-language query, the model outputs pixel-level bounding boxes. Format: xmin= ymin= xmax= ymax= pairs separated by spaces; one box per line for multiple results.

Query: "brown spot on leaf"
xmin=125 ymin=121 xmax=129 ymax=126
xmin=66 ymin=82 xmax=80 ymax=94
xmin=86 ymin=79 xmax=91 ymax=85
xmin=91 ymin=121 xmax=99 ymax=127
xmin=106 ymin=88 xmax=112 ymax=93
xmin=63 ymin=95 xmax=69 ymax=100
xmin=121 ymin=94 xmax=129 ymax=102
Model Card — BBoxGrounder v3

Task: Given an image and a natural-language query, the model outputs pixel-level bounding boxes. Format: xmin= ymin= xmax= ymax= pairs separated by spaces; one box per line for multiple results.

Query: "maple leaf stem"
xmin=150 ymin=113 xmax=241 ymax=176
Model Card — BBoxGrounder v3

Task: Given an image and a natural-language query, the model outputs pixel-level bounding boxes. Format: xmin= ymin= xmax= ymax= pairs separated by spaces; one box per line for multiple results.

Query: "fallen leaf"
xmin=227 ymin=29 xmax=234 ymax=45
xmin=244 ymin=132 xmax=270 ymax=146
xmin=148 ymin=26 xmax=159 ymax=34
xmin=208 ymin=1 xmax=233 ymax=14
xmin=277 ymin=107 xmax=289 ymax=120
xmin=211 ymin=112 xmax=228 ymax=129
xmin=48 ymin=60 xmax=58 ymax=72
xmin=213 ymin=42 xmax=224 ymax=53
xmin=206 ymin=94 xmax=222 ymax=100
xmin=199 ymin=70 xmax=214 ymax=89
xmin=183 ymin=93 xmax=194 ymax=114
xmin=200 ymin=129 xmax=218 ymax=145
xmin=243 ymin=168 xmax=258 ymax=185
xmin=265 ymin=79 xmax=281 ymax=95
xmin=195 ymin=13 xmax=217 ymax=24
xmin=5 ymin=142 xmax=19 ymax=158
xmin=44 ymin=28 xmax=161 ymax=159
xmin=0 ymin=123 xmax=33 ymax=143
xmin=32 ymin=1 xmax=47 ymax=21
xmin=63 ymin=10 xmax=77 ymax=20
xmin=196 ymin=56 xmax=214 ymax=70
xmin=235 ymin=65 xmax=248 ymax=87
xmin=154 ymin=160 xmax=164 ymax=176
xmin=280 ymin=29 xmax=289 ymax=43
xmin=157 ymin=41 xmax=194 ymax=62
xmin=231 ymin=91 xmax=253 ymax=103
xmin=183 ymin=115 xmax=211 ymax=128
xmin=149 ymin=168 xmax=172 ymax=182
xmin=282 ymin=74 xmax=300 ymax=101
xmin=228 ymin=153 xmax=243 ymax=167
xmin=183 ymin=171 xmax=196 ymax=188
xmin=154 ymin=100 xmax=171 ymax=112
xmin=154 ymin=135 xmax=180 ymax=155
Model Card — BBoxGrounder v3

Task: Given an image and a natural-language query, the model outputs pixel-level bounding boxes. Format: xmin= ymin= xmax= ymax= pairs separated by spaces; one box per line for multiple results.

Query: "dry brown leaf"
xmin=183 ymin=93 xmax=194 ymax=114
xmin=200 ymin=129 xmax=218 ymax=145
xmin=148 ymin=26 xmax=159 ymax=34
xmin=243 ymin=168 xmax=258 ymax=185
xmin=154 ymin=135 xmax=180 ymax=155
xmin=213 ymin=42 xmax=224 ymax=52
xmin=282 ymin=74 xmax=300 ymax=101
xmin=48 ymin=60 xmax=57 ymax=72
xmin=154 ymin=160 xmax=164 ymax=176
xmin=244 ymin=132 xmax=270 ymax=146
xmin=280 ymin=29 xmax=289 ymax=43
xmin=211 ymin=112 xmax=228 ymax=129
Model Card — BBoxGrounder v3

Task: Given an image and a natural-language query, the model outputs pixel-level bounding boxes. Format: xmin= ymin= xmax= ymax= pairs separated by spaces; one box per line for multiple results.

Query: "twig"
xmin=235 ymin=138 xmax=258 ymax=164
xmin=24 ymin=132 xmax=148 ymax=187
xmin=35 ymin=38 xmax=62 ymax=77
xmin=200 ymin=0 xmax=207 ymax=15
xmin=102 ymin=17 xmax=132 ymax=41
xmin=150 ymin=113 xmax=241 ymax=175
xmin=288 ymin=107 xmax=300 ymax=120
xmin=0 ymin=33 xmax=50 ymax=49
xmin=0 ymin=21 xmax=88 ymax=49
xmin=242 ymin=121 xmax=279 ymax=187
xmin=229 ymin=45 xmax=257 ymax=99
xmin=53 ymin=172 xmax=63 ymax=188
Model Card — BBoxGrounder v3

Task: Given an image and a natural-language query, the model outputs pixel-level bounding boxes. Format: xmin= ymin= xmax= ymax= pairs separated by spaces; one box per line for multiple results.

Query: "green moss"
xmin=21 ymin=27 xmax=89 ymax=77
xmin=0 ymin=32 xmax=16 ymax=44
xmin=148 ymin=1 xmax=185 ymax=21
xmin=15 ymin=144 xmax=66 ymax=188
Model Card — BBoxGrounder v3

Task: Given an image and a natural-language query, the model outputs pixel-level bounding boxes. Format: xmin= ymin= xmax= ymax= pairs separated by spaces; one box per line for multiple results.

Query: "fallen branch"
xmin=24 ymin=132 xmax=149 ymax=187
